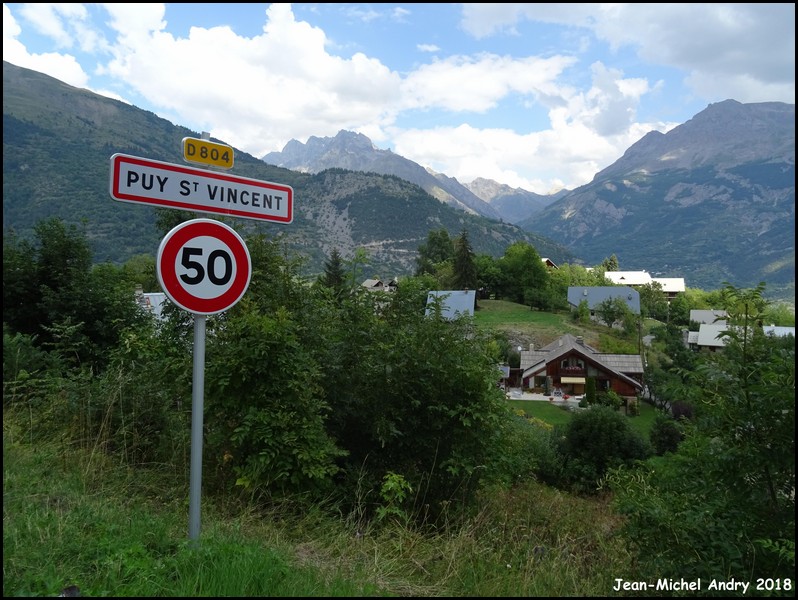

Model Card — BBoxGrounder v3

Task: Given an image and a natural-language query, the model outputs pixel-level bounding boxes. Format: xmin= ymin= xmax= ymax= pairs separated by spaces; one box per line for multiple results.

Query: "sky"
xmin=3 ymin=3 xmax=795 ymax=195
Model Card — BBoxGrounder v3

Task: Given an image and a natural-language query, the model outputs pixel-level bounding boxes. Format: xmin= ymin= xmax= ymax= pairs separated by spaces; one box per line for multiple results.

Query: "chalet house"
xmin=361 ymin=278 xmax=385 ymax=291
xmin=520 ymin=333 xmax=644 ymax=399
xmin=541 ymin=257 xmax=558 ymax=269
xmin=689 ymin=309 xmax=728 ymax=325
xmin=361 ymin=278 xmax=399 ymax=292
xmin=425 ymin=290 xmax=476 ymax=320
xmin=134 ymin=286 xmax=168 ymax=320
xmin=686 ymin=323 xmax=729 ymax=351
xmin=567 ymin=286 xmax=640 ymax=319
xmin=604 ymin=271 xmax=686 ymax=302
xmin=686 ymin=320 xmax=795 ymax=351
xmin=763 ymin=325 xmax=796 ymax=338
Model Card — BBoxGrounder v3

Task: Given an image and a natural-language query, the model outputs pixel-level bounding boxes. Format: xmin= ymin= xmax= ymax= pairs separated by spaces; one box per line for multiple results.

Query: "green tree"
xmin=557 ymin=406 xmax=651 ymax=493
xmin=608 ymin=283 xmax=795 ymax=583
xmin=638 ymin=281 xmax=668 ymax=321
xmin=345 ymin=247 xmax=371 ymax=289
xmin=585 ymin=376 xmax=597 ymax=405
xmin=573 ymin=298 xmax=591 ymax=324
xmin=594 ymin=296 xmax=630 ymax=328
xmin=649 ymin=414 xmax=684 ymax=455
xmin=3 ymin=218 xmax=146 ymax=372
xmin=320 ymin=247 xmax=347 ymax=298
xmin=3 ymin=229 xmax=39 ymax=337
xmin=415 ymin=228 xmax=454 ymax=276
xmin=667 ymin=291 xmax=691 ymax=326
xmin=313 ymin=280 xmax=512 ymax=521
xmin=600 ymin=254 xmax=619 ymax=272
xmin=474 ymin=253 xmax=501 ymax=299
xmin=205 ymin=308 xmax=345 ymax=497
xmin=452 ymin=229 xmax=478 ymax=292
xmin=122 ymin=253 xmax=159 ymax=292
xmin=497 ymin=241 xmax=548 ymax=307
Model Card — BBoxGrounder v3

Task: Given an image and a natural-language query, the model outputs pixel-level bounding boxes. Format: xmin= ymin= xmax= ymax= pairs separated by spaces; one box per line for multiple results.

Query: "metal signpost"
xmin=110 ymin=135 xmax=292 ymax=544
xmin=157 ymin=218 xmax=251 ymax=542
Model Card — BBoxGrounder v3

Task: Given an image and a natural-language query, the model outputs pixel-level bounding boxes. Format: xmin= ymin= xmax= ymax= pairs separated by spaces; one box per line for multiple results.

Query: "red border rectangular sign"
xmin=109 ymin=153 xmax=293 ymax=223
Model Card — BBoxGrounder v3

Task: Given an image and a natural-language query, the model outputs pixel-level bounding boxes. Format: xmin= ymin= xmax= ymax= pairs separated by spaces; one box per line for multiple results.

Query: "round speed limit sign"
xmin=157 ymin=218 xmax=251 ymax=315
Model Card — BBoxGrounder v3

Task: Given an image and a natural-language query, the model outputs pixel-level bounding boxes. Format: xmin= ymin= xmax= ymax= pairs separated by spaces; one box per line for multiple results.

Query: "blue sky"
xmin=3 ymin=3 xmax=795 ymax=194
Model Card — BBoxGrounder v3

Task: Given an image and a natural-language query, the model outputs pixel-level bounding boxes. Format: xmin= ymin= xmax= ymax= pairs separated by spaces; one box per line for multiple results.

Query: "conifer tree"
xmin=452 ymin=229 xmax=478 ymax=291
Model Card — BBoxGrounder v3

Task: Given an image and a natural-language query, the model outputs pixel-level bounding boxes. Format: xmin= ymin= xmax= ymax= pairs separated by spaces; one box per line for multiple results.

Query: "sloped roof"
xmin=696 ymin=323 xmax=729 ymax=347
xmin=362 ymin=278 xmax=384 ymax=289
xmin=605 ymin=271 xmax=686 ymax=293
xmin=763 ymin=325 xmax=795 ymax=338
xmin=690 ymin=309 xmax=727 ymax=324
xmin=541 ymin=257 xmax=558 ymax=268
xmin=604 ymin=271 xmax=652 ymax=286
xmin=519 ymin=333 xmax=643 ymax=389
xmin=425 ymin=290 xmax=476 ymax=319
xmin=567 ymin=286 xmax=640 ymax=314
xmin=652 ymin=277 xmax=686 ymax=293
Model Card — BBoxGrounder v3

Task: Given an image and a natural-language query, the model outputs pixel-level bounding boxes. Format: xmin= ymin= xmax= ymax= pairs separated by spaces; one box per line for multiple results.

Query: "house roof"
xmin=652 ymin=277 xmax=686 ymax=293
xmin=763 ymin=325 xmax=796 ymax=338
xmin=690 ymin=309 xmax=728 ymax=324
xmin=136 ymin=292 xmax=168 ymax=320
xmin=519 ymin=333 xmax=643 ymax=390
xmin=361 ymin=278 xmax=384 ymax=289
xmin=567 ymin=286 xmax=640 ymax=314
xmin=689 ymin=323 xmax=793 ymax=347
xmin=425 ymin=290 xmax=476 ymax=319
xmin=696 ymin=323 xmax=729 ymax=347
xmin=541 ymin=257 xmax=558 ymax=269
xmin=604 ymin=271 xmax=686 ymax=293
xmin=604 ymin=271 xmax=652 ymax=286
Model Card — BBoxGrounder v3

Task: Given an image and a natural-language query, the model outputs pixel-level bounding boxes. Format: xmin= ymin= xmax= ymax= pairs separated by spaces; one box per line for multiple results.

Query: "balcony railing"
xmin=560 ymin=367 xmax=585 ymax=375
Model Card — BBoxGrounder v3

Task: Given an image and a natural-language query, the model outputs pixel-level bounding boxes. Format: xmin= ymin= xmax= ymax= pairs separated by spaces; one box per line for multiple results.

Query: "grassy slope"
xmin=474 ymin=299 xmax=602 ymax=348
xmin=3 ymin=300 xmax=650 ymax=597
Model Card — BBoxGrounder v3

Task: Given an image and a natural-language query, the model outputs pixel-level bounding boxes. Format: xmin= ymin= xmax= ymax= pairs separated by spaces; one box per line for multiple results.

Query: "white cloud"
xmin=2 ymin=3 xmax=792 ymax=194
xmin=3 ymin=4 xmax=90 ymax=88
xmin=461 ymin=3 xmax=795 ymax=104
xmin=400 ymin=53 xmax=576 ymax=113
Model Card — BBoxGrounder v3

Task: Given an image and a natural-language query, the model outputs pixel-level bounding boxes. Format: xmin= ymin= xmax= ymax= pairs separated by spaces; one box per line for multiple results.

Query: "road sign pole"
xmin=188 ymin=314 xmax=206 ymax=544
xmin=188 ymin=133 xmax=210 ymax=545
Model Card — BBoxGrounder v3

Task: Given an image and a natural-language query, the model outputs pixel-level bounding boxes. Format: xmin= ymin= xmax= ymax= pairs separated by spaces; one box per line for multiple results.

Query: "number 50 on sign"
xmin=157 ymin=219 xmax=251 ymax=315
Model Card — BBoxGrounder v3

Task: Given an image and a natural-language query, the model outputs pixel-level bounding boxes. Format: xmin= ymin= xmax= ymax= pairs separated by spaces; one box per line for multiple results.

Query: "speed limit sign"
xmin=157 ymin=218 xmax=251 ymax=315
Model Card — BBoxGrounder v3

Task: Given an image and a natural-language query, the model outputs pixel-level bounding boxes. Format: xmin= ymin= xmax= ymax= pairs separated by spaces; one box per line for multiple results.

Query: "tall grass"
xmin=3 ymin=407 xmax=637 ymax=597
xmin=4 ymin=301 xmax=656 ymax=596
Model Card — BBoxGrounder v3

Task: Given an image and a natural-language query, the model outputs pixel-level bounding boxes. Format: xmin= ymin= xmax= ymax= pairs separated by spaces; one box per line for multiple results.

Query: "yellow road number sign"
xmin=182 ymin=137 xmax=234 ymax=170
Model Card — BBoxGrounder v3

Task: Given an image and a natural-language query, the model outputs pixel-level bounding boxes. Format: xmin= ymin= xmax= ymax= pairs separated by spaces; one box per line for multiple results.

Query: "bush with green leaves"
xmin=596 ymin=390 xmax=623 ymax=410
xmin=204 ymin=307 xmax=345 ymax=500
xmin=556 ymin=405 xmax=651 ymax=494
xmin=608 ymin=283 xmax=795 ymax=585
xmin=649 ymin=414 xmax=684 ymax=455
xmin=481 ymin=414 xmax=559 ymax=488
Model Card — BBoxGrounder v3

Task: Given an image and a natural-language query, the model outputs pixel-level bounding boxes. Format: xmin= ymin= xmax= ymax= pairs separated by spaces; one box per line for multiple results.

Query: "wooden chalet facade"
xmin=520 ymin=333 xmax=644 ymax=398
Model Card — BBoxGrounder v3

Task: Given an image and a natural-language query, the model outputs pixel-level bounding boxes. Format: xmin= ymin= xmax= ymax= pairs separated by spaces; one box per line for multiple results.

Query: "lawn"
xmin=474 ymin=299 xmax=604 ymax=348
xmin=506 ymin=400 xmax=574 ymax=427
xmin=507 ymin=398 xmax=660 ymax=438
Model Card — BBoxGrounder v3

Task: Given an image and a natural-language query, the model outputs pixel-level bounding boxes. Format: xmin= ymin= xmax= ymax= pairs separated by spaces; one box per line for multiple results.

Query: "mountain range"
xmin=3 ymin=60 xmax=795 ymax=301
xmin=262 ymin=101 xmax=795 ymax=299
xmin=2 ymin=60 xmax=573 ymax=281
xmin=263 ymin=131 xmax=562 ymax=225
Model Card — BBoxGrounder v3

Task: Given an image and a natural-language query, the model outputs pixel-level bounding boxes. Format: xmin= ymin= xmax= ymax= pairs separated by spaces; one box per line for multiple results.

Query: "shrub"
xmin=649 ymin=414 xmax=684 ymax=455
xmin=557 ymin=406 xmax=652 ymax=493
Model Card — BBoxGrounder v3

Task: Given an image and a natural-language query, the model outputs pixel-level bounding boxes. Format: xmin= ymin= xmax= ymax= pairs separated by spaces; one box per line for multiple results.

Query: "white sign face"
xmin=110 ymin=153 xmax=293 ymax=223
xmin=157 ymin=219 xmax=251 ymax=315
